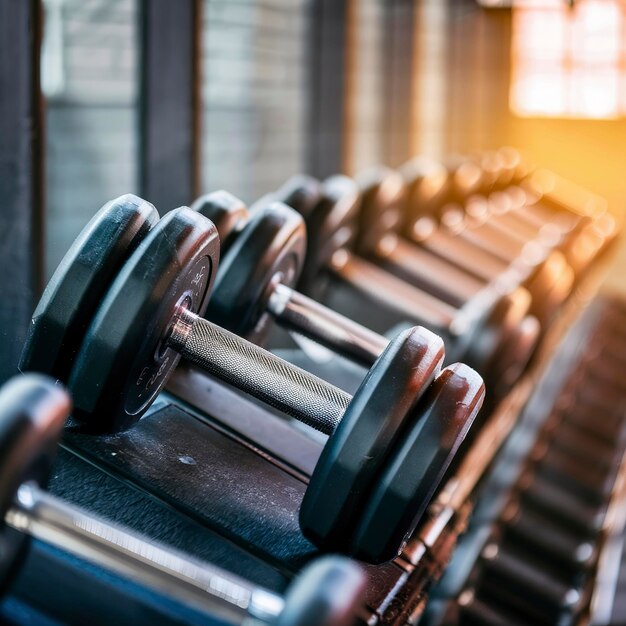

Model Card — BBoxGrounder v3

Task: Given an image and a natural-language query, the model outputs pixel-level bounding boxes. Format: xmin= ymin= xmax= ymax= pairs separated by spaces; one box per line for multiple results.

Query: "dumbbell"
xmin=357 ymin=163 xmax=553 ymax=313
xmin=475 ymin=539 xmax=584 ymax=626
xmin=485 ymin=149 xmax=618 ymax=280
xmin=493 ymin=147 xmax=610 ymax=226
xmin=434 ymin=150 xmax=594 ymax=253
xmin=0 ymin=374 xmax=365 ymax=626
xmin=497 ymin=503 xmax=596 ymax=583
xmin=403 ymin=155 xmax=566 ymax=267
xmin=392 ymin=157 xmax=521 ymax=285
xmin=402 ymin=154 xmax=614 ymax=291
xmin=192 ymin=190 xmax=437 ymax=370
xmin=263 ymin=175 xmax=538 ymax=398
xmin=355 ymin=165 xmax=575 ymax=329
xmin=21 ymin=196 xmax=485 ymax=563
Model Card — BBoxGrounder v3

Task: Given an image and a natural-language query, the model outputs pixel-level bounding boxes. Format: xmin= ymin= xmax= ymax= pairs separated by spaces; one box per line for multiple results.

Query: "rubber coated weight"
xmin=205 ymin=202 xmax=306 ymax=342
xmin=352 ymin=363 xmax=485 ymax=562
xmin=481 ymin=292 xmax=540 ymax=397
xmin=267 ymin=174 xmax=323 ymax=221
xmin=191 ymin=190 xmax=250 ymax=254
xmin=455 ymin=287 xmax=539 ymax=397
xmin=0 ymin=375 xmax=69 ymax=593
xmin=294 ymin=175 xmax=361 ymax=294
xmin=399 ymin=157 xmax=452 ymax=223
xmin=299 ymin=326 xmax=445 ymax=559
xmin=69 ymin=208 xmax=219 ymax=432
xmin=523 ymin=250 xmax=574 ymax=325
xmin=20 ymin=195 xmax=158 ymax=381
xmin=353 ymin=166 xmax=406 ymax=258
xmin=276 ymin=557 xmax=365 ymax=626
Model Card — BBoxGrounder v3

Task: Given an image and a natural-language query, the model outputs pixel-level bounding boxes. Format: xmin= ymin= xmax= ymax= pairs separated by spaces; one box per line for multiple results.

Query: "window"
xmin=510 ymin=0 xmax=626 ymax=119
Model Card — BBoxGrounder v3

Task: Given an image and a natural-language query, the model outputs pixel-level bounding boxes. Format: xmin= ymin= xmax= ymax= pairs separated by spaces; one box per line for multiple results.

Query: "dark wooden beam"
xmin=0 ymin=0 xmax=44 ymax=383
xmin=382 ymin=0 xmax=417 ymax=168
xmin=307 ymin=0 xmax=349 ymax=179
xmin=139 ymin=0 xmax=201 ymax=210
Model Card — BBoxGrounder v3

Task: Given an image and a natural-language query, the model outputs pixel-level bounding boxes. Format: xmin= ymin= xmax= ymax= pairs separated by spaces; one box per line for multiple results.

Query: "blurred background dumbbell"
xmin=400 ymin=151 xmax=617 ymax=304
xmin=355 ymin=165 xmax=574 ymax=328
xmin=193 ymin=190 xmax=442 ymax=375
xmin=257 ymin=175 xmax=539 ymax=400
xmin=21 ymin=197 xmax=485 ymax=564
xmin=0 ymin=374 xmax=366 ymax=626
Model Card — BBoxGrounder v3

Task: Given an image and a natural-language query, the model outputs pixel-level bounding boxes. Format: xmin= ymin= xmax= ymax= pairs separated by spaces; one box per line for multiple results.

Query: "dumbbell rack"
xmin=166 ymin=229 xmax=616 ymax=622
xmin=421 ymin=294 xmax=626 ymax=625
xmin=5 ymin=196 xmax=621 ymax=625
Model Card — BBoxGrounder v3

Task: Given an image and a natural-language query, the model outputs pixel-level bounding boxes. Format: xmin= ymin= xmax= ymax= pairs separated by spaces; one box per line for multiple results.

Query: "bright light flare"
xmin=510 ymin=0 xmax=626 ymax=119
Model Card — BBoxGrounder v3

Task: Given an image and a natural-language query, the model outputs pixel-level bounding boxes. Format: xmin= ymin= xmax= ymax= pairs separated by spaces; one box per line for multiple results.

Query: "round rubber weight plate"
xmin=271 ymin=174 xmax=323 ymax=220
xmin=351 ymin=363 xmax=485 ymax=563
xmin=523 ymin=250 xmax=573 ymax=325
xmin=191 ymin=190 xmax=250 ymax=255
xmin=400 ymin=157 xmax=451 ymax=226
xmin=0 ymin=375 xmax=69 ymax=593
xmin=476 ymin=288 xmax=539 ymax=398
xmin=299 ymin=326 xmax=445 ymax=557
xmin=276 ymin=557 xmax=365 ymax=626
xmin=20 ymin=195 xmax=158 ymax=382
xmin=296 ymin=175 xmax=361 ymax=294
xmin=458 ymin=287 xmax=533 ymax=395
xmin=205 ymin=202 xmax=306 ymax=343
xmin=69 ymin=208 xmax=219 ymax=433
xmin=354 ymin=167 xmax=405 ymax=258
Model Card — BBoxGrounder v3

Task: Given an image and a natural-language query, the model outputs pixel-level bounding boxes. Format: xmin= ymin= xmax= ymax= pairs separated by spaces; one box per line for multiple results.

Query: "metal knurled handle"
xmin=168 ymin=308 xmax=352 ymax=435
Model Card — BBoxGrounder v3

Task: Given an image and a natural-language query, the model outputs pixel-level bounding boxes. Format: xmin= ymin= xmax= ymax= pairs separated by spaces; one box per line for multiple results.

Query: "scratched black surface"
xmin=63 ymin=402 xmax=319 ymax=576
xmin=48 ymin=447 xmax=287 ymax=591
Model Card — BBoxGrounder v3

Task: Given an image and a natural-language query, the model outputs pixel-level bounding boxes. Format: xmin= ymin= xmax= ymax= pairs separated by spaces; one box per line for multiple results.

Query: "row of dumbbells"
xmin=18 ymin=148 xmax=611 ymax=564
xmin=427 ymin=300 xmax=626 ymax=625
xmin=9 ymin=148 xmax=615 ymax=623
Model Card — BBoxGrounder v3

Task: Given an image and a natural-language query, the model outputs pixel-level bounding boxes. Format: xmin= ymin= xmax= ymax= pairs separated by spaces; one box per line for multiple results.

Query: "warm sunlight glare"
xmin=511 ymin=0 xmax=625 ymax=118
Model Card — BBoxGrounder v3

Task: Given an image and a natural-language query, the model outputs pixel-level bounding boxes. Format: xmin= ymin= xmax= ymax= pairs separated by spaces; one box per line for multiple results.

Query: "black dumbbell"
xmin=21 ymin=197 xmax=485 ymax=563
xmin=494 ymin=147 xmax=613 ymax=230
xmin=402 ymin=154 xmax=615 ymax=292
xmin=20 ymin=195 xmax=159 ymax=383
xmin=356 ymin=165 xmax=562 ymax=301
xmin=433 ymin=150 xmax=595 ymax=250
xmin=491 ymin=156 xmax=618 ymax=282
xmin=353 ymin=165 xmax=575 ymax=331
xmin=476 ymin=540 xmax=584 ymax=626
xmin=0 ymin=374 xmax=366 ymax=626
xmin=401 ymin=155 xmax=568 ymax=269
xmin=498 ymin=501 xmax=596 ymax=582
xmin=265 ymin=175 xmax=538 ymax=398
xmin=193 ymin=190 xmax=436 ymax=369
xmin=389 ymin=157 xmax=504 ymax=283
xmin=516 ymin=473 xmax=605 ymax=539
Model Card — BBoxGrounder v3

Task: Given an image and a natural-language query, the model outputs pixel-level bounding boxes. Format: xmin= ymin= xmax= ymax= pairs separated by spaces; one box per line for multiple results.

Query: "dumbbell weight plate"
xmin=352 ymin=363 xmax=484 ymax=563
xmin=0 ymin=375 xmax=69 ymax=593
xmin=69 ymin=208 xmax=219 ymax=432
xmin=191 ymin=190 xmax=250 ymax=255
xmin=352 ymin=166 xmax=405 ymax=259
xmin=300 ymin=327 xmax=445 ymax=560
xmin=276 ymin=556 xmax=365 ymax=626
xmin=457 ymin=287 xmax=539 ymax=398
xmin=20 ymin=195 xmax=158 ymax=381
xmin=400 ymin=157 xmax=452 ymax=224
xmin=268 ymin=174 xmax=323 ymax=221
xmin=205 ymin=203 xmax=306 ymax=343
xmin=295 ymin=176 xmax=361 ymax=295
